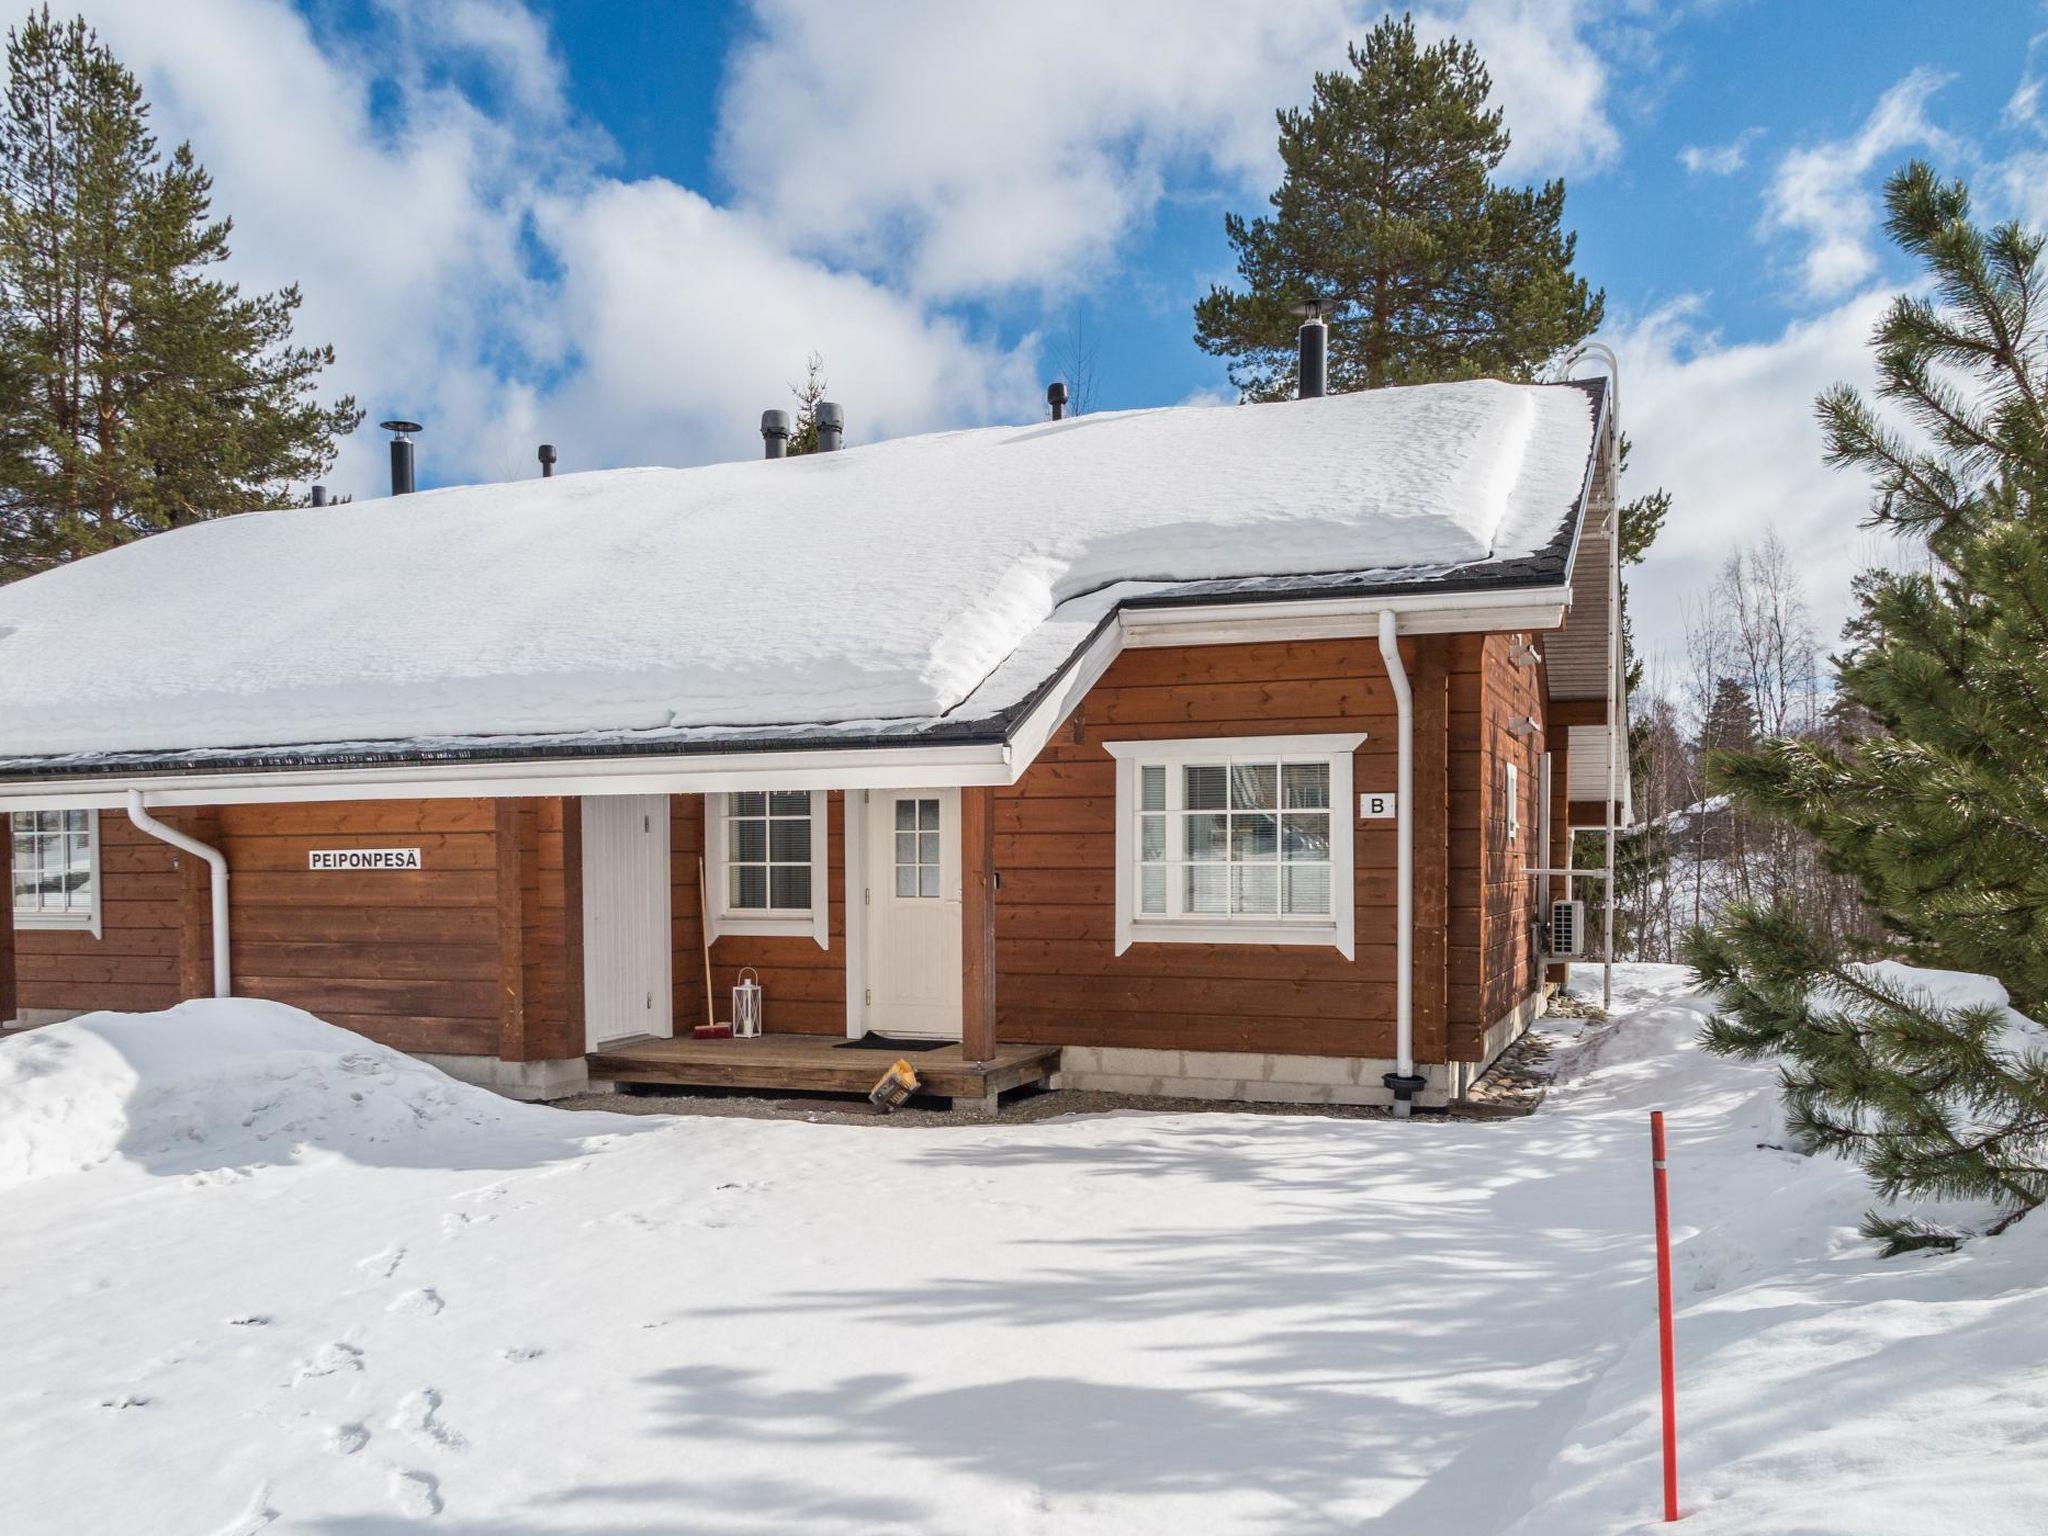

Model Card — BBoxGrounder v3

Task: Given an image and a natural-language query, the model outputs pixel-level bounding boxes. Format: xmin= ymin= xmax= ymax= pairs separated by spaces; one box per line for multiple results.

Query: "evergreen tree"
xmin=0 ymin=8 xmax=359 ymax=583
xmin=1604 ymin=437 xmax=1673 ymax=951
xmin=1685 ymin=162 xmax=2048 ymax=1252
xmin=1699 ymin=676 xmax=1758 ymax=757
xmin=1193 ymin=13 xmax=1602 ymax=400
xmin=785 ymin=352 xmax=827 ymax=457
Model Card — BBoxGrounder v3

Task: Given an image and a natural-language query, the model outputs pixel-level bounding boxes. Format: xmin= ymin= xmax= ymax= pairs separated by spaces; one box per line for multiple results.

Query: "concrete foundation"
xmin=1448 ymin=989 xmax=1547 ymax=1098
xmin=1056 ymin=989 xmax=1549 ymax=1110
xmin=420 ymin=1053 xmax=590 ymax=1102
xmin=1054 ymin=1047 xmax=1454 ymax=1109
xmin=3 ymin=1007 xmax=84 ymax=1031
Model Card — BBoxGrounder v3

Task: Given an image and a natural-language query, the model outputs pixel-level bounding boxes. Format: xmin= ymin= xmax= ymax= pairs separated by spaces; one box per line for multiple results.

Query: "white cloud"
xmin=1763 ymin=69 xmax=1954 ymax=301
xmin=1678 ymin=128 xmax=1761 ymax=177
xmin=717 ymin=0 xmax=1626 ymax=300
xmin=58 ymin=0 xmax=1631 ymax=502
xmin=68 ymin=0 xmax=1037 ymax=498
xmin=2005 ymin=30 xmax=2047 ymax=130
xmin=1614 ymin=291 xmax=1901 ymax=674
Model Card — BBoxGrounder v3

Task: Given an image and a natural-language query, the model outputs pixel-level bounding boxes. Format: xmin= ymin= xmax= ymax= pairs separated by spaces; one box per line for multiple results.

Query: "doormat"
xmin=835 ymin=1032 xmax=952 ymax=1053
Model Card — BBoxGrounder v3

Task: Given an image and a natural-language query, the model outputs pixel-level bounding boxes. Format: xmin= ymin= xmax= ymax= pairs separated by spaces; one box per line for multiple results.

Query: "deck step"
xmin=587 ymin=1033 xmax=1059 ymax=1101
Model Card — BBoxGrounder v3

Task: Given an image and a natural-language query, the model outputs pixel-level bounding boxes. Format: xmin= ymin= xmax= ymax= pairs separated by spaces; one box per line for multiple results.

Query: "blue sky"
xmin=62 ymin=1 xmax=2048 ymax=670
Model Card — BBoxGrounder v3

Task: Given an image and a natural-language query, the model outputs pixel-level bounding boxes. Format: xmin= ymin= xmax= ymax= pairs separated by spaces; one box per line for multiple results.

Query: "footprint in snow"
xmin=356 ymin=1244 xmax=406 ymax=1279
xmin=325 ymin=1422 xmax=369 ymax=1456
xmin=498 ymin=1345 xmax=544 ymax=1363
xmin=392 ymin=1387 xmax=465 ymax=1450
xmin=184 ymin=1166 xmax=249 ymax=1189
xmin=440 ymin=1210 xmax=495 ymax=1236
xmin=96 ymin=1393 xmax=150 ymax=1410
xmin=387 ymin=1288 xmax=445 ymax=1317
xmin=386 ymin=1469 xmax=442 ymax=1519
xmin=205 ymin=1482 xmax=279 ymax=1536
xmin=292 ymin=1341 xmax=364 ymax=1385
xmin=227 ymin=1314 xmax=271 ymax=1328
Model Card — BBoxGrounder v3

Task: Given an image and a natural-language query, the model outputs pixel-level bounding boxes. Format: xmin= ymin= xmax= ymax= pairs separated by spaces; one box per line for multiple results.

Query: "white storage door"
xmin=581 ymin=794 xmax=674 ymax=1049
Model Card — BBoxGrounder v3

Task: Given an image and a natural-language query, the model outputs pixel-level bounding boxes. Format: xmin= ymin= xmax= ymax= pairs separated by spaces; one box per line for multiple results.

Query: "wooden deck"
xmin=586 ymin=1033 xmax=1061 ymax=1111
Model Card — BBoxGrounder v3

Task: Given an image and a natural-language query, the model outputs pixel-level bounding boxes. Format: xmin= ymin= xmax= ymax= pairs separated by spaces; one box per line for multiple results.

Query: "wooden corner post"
xmin=961 ymin=785 xmax=998 ymax=1062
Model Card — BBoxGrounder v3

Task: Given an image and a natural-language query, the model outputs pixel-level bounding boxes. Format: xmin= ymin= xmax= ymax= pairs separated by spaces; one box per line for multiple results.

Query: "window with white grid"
xmin=1106 ymin=734 xmax=1363 ymax=957
xmin=10 ymin=808 xmax=99 ymax=931
xmin=707 ymin=790 xmax=830 ymax=948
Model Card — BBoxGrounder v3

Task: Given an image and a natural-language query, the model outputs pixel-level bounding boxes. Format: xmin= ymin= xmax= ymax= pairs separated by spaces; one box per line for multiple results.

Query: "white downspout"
xmin=126 ymin=789 xmax=230 ymax=998
xmin=1377 ymin=609 xmax=1421 ymax=1118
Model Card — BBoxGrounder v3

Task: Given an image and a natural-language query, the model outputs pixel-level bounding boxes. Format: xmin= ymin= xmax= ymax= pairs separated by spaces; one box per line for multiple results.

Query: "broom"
xmin=693 ymin=856 xmax=730 ymax=1039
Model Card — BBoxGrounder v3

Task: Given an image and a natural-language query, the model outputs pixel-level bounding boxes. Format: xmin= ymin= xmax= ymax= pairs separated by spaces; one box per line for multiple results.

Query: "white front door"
xmin=862 ymin=788 xmax=962 ymax=1039
xmin=581 ymin=794 xmax=674 ymax=1049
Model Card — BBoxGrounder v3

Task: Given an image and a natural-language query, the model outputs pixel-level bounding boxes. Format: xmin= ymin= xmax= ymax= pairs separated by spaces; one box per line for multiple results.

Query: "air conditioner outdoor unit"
xmin=1550 ymin=899 xmax=1586 ymax=958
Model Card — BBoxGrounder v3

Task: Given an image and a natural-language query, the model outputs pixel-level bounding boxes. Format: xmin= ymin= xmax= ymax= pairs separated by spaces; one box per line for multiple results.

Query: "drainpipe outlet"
xmin=1382 ymin=1072 xmax=1428 ymax=1117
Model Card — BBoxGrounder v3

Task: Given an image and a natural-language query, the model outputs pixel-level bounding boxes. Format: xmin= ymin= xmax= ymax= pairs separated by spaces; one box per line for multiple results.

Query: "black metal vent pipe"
xmin=380 ymin=419 xmax=421 ymax=495
xmin=311 ymin=485 xmax=328 ymax=507
xmin=816 ymin=401 xmax=844 ymax=452
xmin=1048 ymin=381 xmax=1068 ymax=420
xmin=1289 ymin=299 xmax=1336 ymax=399
xmin=761 ymin=409 xmax=791 ymax=459
xmin=538 ymin=443 xmax=557 ymax=478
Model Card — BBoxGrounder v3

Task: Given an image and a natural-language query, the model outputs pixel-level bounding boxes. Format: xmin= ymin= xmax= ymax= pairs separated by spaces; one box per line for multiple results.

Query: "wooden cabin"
xmin=0 ymin=371 xmax=1628 ymax=1112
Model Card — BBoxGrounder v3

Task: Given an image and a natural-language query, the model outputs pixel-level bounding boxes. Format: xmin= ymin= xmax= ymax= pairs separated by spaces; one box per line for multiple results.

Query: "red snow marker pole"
xmin=1650 ymin=1108 xmax=1680 ymax=1521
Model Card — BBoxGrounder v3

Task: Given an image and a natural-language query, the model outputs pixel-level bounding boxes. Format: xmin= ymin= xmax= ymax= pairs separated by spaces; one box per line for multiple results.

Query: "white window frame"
xmin=706 ymin=790 xmax=830 ymax=949
xmin=1105 ymin=733 xmax=1364 ymax=958
xmin=1505 ymin=760 xmax=1520 ymax=844
xmin=9 ymin=807 xmax=102 ymax=937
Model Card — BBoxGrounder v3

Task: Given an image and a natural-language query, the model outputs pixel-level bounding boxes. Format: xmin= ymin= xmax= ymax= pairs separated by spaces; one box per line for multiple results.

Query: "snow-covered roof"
xmin=0 ymin=378 xmax=1602 ymax=767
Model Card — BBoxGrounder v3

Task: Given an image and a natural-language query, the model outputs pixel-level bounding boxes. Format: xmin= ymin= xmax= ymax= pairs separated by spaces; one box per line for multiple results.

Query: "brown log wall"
xmin=991 ymin=636 xmax=1416 ymax=1059
xmin=10 ymin=632 xmax=1550 ymax=1071
xmin=12 ymin=812 xmax=182 ymax=1015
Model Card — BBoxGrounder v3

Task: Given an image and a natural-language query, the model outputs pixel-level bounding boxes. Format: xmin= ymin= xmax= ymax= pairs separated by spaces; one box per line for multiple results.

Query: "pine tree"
xmin=785 ymin=352 xmax=827 ymax=457
xmin=1698 ymin=677 xmax=1757 ymax=757
xmin=1685 ymin=161 xmax=2048 ymax=1251
xmin=0 ymin=8 xmax=359 ymax=583
xmin=1605 ymin=437 xmax=1673 ymax=952
xmin=1193 ymin=14 xmax=1603 ymax=400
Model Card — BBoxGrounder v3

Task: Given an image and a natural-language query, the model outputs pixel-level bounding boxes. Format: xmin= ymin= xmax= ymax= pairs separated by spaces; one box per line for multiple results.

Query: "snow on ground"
xmin=3 ymin=971 xmax=2044 ymax=1534
xmin=0 ymin=380 xmax=1595 ymax=756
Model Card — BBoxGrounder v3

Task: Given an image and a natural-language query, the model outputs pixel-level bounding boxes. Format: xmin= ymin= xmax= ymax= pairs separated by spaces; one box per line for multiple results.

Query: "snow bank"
xmin=0 ymin=1000 xmax=546 ymax=1188
xmin=0 ymin=380 xmax=1596 ymax=756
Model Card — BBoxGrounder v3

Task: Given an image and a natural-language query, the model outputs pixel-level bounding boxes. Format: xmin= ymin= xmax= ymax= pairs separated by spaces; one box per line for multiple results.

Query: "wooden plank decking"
xmin=587 ymin=1033 xmax=1060 ymax=1105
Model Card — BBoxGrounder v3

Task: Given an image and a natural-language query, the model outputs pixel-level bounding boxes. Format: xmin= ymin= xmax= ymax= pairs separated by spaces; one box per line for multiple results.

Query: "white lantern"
xmin=732 ymin=967 xmax=764 ymax=1038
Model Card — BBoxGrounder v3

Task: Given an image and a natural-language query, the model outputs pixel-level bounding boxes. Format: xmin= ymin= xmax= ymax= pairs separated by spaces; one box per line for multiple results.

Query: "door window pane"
xmin=894 ymin=796 xmax=943 ymax=899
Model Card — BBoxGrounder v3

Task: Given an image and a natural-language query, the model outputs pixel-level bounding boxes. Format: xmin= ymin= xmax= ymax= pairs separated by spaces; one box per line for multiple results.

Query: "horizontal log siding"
xmin=1465 ymin=632 xmax=1548 ymax=1057
xmin=993 ymin=636 xmax=1417 ymax=1059
xmin=12 ymin=811 xmax=182 ymax=1014
xmin=675 ymin=792 xmax=849 ymax=1038
xmin=219 ymin=799 xmax=508 ymax=1055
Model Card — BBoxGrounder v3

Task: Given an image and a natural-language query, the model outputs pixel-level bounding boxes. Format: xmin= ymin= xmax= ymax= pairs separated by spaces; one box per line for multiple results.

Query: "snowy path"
xmin=2 ymin=969 xmax=2044 ymax=1533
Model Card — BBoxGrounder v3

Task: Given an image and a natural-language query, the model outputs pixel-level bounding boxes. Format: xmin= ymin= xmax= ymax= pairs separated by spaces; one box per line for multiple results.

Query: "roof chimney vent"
xmin=1289 ymin=299 xmax=1337 ymax=400
xmin=760 ymin=409 xmax=791 ymax=459
xmin=310 ymin=484 xmax=328 ymax=508
xmin=379 ymin=419 xmax=421 ymax=496
xmin=1047 ymin=381 xmax=1069 ymax=421
xmin=816 ymin=401 xmax=844 ymax=452
xmin=538 ymin=443 xmax=557 ymax=478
